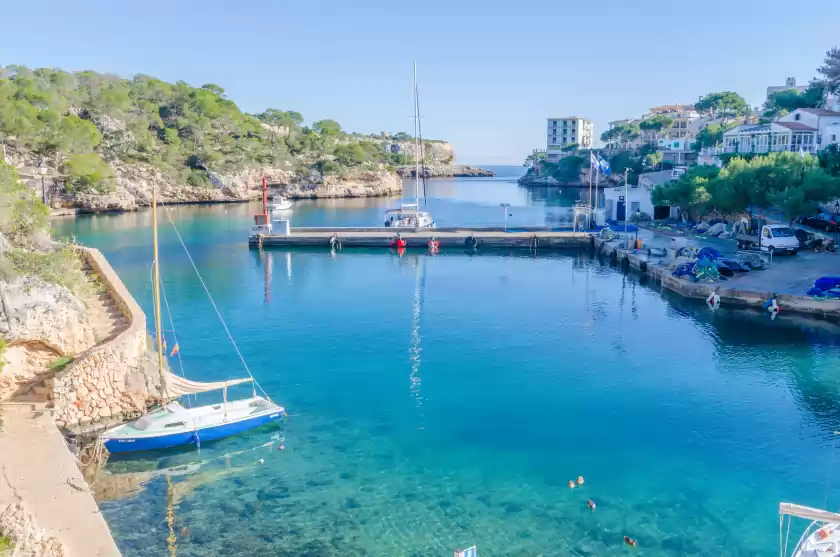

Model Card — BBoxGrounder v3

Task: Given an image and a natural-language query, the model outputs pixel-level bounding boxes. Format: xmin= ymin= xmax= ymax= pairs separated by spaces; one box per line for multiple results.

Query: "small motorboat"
xmin=267 ymin=196 xmax=293 ymax=212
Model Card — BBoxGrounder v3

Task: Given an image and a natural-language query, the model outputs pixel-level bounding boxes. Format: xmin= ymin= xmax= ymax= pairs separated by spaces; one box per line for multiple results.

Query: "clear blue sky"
xmin=2 ymin=0 xmax=839 ymax=165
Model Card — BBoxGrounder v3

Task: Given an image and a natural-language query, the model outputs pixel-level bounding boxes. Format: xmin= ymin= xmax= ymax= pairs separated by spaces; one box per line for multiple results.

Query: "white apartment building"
xmin=546 ymin=117 xmax=594 ymax=161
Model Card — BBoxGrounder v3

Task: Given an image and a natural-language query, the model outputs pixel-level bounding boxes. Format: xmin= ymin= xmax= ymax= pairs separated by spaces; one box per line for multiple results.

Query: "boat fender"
xmin=706 ymin=290 xmax=720 ymax=310
xmin=763 ymin=295 xmax=780 ymax=314
xmin=640 ymin=261 xmax=648 ymax=273
xmin=465 ymin=235 xmax=477 ymax=248
xmin=192 ymin=431 xmax=201 ymax=449
xmin=428 ymin=239 xmax=439 ymax=253
xmin=329 ymin=234 xmax=341 ymax=250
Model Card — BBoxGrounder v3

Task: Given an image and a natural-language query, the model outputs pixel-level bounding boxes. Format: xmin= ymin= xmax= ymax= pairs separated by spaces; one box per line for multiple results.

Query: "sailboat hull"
xmin=102 ymin=398 xmax=285 ymax=454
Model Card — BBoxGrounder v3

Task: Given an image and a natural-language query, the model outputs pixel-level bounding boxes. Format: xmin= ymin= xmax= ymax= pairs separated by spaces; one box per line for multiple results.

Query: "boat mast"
xmin=413 ymin=61 xmax=420 ymax=207
xmin=152 ymin=182 xmax=168 ymax=399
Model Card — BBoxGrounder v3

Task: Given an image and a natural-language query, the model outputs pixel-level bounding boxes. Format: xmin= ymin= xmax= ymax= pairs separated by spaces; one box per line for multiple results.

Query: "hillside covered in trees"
xmin=0 ymin=65 xmax=457 ymax=210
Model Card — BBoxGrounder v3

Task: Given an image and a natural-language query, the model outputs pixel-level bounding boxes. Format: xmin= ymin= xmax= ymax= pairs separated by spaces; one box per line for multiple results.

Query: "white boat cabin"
xmin=384 ymin=204 xmax=434 ymax=228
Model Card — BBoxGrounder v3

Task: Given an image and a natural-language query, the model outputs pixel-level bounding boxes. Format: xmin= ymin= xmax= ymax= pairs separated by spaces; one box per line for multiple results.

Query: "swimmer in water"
xmin=568 ymin=480 xmax=576 ymax=489
xmin=577 ymin=476 xmax=585 ymax=485
xmin=587 ymin=498 xmax=596 ymax=511
xmin=624 ymin=536 xmax=638 ymax=547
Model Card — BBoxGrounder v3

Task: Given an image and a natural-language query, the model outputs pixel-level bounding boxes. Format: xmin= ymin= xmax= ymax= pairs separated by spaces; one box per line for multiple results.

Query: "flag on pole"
xmin=455 ymin=546 xmax=477 ymax=557
xmin=590 ymin=152 xmax=599 ymax=169
xmin=598 ymin=156 xmax=612 ymax=176
xmin=169 ymin=343 xmax=179 ymax=357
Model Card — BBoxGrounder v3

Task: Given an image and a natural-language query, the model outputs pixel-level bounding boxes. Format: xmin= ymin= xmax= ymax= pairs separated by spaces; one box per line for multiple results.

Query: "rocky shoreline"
xmin=397 ymin=164 xmax=495 ymax=178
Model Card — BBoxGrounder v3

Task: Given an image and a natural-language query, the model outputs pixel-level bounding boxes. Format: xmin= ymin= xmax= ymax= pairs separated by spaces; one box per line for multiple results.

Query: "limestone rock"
xmin=0 ymin=276 xmax=96 ymax=355
xmin=272 ymin=170 xmax=402 ymax=199
xmin=397 ymin=164 xmax=495 ymax=178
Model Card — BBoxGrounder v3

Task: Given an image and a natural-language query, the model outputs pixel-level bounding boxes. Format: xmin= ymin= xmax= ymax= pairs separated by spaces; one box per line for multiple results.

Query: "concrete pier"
xmin=250 ymin=227 xmax=594 ymax=250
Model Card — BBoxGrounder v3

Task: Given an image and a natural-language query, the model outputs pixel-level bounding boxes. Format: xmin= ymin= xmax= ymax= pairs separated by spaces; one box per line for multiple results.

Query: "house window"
xmin=794 ymin=113 xmax=801 ymax=121
xmin=833 ymin=134 xmax=837 ymax=142
xmin=630 ymin=202 xmax=641 ymax=213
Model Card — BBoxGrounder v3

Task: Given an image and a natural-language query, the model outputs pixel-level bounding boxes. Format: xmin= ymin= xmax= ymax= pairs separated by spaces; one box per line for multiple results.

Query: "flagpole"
xmin=595 ymin=164 xmax=600 ymax=226
xmin=588 ymin=154 xmax=594 ymax=229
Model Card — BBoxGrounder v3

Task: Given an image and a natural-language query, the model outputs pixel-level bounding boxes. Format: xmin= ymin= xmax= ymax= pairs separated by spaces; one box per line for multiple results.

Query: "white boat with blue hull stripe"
xmin=100 ymin=173 xmax=285 ymax=454
xmin=102 ymin=397 xmax=285 ymax=454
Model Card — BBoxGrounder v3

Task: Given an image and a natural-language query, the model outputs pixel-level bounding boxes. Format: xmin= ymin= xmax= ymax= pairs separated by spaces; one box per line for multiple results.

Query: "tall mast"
xmin=152 ymin=182 xmax=167 ymax=398
xmin=413 ymin=61 xmax=420 ymax=206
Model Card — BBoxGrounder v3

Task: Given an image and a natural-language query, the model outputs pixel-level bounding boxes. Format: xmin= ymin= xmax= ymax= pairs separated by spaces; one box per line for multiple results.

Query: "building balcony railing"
xmin=724 ymin=144 xmax=817 ymax=154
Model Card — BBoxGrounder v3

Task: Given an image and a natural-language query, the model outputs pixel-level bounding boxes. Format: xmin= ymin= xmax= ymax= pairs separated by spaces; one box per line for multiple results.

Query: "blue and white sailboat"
xmin=101 ymin=181 xmax=285 ymax=454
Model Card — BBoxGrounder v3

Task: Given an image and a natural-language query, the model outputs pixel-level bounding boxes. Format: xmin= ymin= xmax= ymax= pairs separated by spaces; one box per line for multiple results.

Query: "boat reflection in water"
xmin=92 ymin=430 xmax=284 ymax=504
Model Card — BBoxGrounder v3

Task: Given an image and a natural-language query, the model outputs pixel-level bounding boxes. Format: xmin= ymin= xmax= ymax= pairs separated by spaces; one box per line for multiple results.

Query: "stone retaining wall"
xmin=595 ymin=238 xmax=840 ymax=322
xmin=52 ymin=248 xmax=160 ymax=428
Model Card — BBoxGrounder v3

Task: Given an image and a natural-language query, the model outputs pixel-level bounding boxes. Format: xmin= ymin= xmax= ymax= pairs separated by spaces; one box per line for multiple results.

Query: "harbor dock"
xmin=249 ymin=227 xmax=594 ymax=250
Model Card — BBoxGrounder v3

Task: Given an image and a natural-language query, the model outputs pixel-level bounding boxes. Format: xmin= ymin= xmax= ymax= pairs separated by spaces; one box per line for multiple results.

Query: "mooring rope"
xmin=164 ymin=210 xmax=270 ymax=401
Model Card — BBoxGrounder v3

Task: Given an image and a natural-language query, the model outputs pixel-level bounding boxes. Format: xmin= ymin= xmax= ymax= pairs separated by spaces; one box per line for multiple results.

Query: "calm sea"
xmin=53 ymin=167 xmax=840 ymax=557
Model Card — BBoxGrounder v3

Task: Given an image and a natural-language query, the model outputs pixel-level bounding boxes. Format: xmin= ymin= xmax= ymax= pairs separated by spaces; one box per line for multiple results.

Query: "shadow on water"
xmin=597 ymin=256 xmax=840 ymax=435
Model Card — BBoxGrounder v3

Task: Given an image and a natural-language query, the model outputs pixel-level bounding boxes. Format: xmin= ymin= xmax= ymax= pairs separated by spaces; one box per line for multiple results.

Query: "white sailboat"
xmin=780 ymin=503 xmax=840 ymax=556
xmin=384 ymin=62 xmax=434 ymax=229
xmin=101 ymin=182 xmax=285 ymax=454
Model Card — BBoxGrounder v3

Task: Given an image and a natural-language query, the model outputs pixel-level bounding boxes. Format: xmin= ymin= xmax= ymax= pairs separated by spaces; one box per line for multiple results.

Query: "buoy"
xmin=577 ymin=476 xmax=585 ymax=486
xmin=587 ymin=498 xmax=596 ymax=511
xmin=706 ymin=290 xmax=720 ymax=310
xmin=279 ymin=445 xmax=285 ymax=451
xmin=568 ymin=480 xmax=576 ymax=489
xmin=258 ymin=458 xmax=265 ymax=464
xmin=624 ymin=536 xmax=638 ymax=547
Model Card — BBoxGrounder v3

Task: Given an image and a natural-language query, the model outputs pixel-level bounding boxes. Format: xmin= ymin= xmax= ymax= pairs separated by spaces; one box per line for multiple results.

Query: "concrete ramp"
xmin=0 ymin=403 xmax=121 ymax=556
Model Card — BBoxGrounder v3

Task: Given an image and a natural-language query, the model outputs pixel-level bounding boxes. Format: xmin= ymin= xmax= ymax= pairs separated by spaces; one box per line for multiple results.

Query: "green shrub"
xmin=0 ymin=337 xmax=7 ymax=374
xmin=64 ymin=153 xmax=115 ymax=193
xmin=186 ymin=169 xmax=211 ymax=187
xmin=0 ymin=163 xmax=49 ymax=244
xmin=4 ymin=241 xmax=90 ymax=295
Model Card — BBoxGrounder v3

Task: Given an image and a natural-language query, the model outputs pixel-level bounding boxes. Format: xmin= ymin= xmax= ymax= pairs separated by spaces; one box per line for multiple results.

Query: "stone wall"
xmin=52 ymin=248 xmax=161 ymax=428
xmin=595 ymin=237 xmax=840 ymax=322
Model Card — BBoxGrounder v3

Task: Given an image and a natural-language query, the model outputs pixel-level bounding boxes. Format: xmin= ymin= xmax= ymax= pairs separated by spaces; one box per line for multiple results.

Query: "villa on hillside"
xmin=722 ymin=108 xmax=840 ymax=155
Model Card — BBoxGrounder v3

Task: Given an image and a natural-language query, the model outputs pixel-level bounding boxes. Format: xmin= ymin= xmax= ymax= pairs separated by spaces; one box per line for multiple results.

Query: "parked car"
xmin=798 ymin=212 xmax=838 ymax=231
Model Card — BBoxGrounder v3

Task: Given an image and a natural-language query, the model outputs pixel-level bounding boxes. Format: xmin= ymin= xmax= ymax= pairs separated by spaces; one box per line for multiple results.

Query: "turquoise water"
xmin=53 ymin=168 xmax=840 ymax=556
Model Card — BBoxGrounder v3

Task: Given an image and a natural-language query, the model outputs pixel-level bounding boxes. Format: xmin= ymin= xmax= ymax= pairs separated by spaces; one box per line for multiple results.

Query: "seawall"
xmin=595 ymin=238 xmax=840 ymax=322
xmin=0 ymin=403 xmax=122 ymax=556
xmin=53 ymin=247 xmax=161 ymax=428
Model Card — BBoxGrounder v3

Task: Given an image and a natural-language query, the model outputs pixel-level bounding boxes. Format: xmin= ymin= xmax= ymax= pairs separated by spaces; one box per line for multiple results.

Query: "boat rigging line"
xmin=415 ymin=78 xmax=428 ymax=208
xmin=164 ymin=209 xmax=270 ymax=401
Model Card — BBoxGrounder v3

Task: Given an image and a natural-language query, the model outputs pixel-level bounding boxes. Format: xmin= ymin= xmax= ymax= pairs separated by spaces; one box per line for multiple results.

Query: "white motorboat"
xmin=267 ymin=196 xmax=293 ymax=212
xmin=779 ymin=503 xmax=840 ymax=556
xmin=384 ymin=62 xmax=434 ymax=229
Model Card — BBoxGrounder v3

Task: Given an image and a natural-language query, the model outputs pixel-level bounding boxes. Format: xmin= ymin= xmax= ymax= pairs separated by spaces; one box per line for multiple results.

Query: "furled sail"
xmin=780 ymin=503 xmax=840 ymax=523
xmin=163 ymin=372 xmax=253 ymax=397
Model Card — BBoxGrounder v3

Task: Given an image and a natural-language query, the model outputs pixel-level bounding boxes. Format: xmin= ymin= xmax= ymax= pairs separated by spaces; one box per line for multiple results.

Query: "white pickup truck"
xmin=736 ymin=224 xmax=799 ymax=255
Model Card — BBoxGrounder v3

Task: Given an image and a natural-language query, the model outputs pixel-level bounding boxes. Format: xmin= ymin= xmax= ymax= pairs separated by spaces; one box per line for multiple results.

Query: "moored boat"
xmin=101 ymin=176 xmax=284 ymax=454
xmin=779 ymin=503 xmax=840 ymax=556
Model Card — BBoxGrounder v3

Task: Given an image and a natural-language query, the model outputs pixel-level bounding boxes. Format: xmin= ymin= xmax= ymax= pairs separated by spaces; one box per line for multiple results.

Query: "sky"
xmin=2 ymin=0 xmax=839 ymax=165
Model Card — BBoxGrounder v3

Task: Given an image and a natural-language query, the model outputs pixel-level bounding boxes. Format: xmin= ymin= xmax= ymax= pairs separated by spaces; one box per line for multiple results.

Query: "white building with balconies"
xmin=722 ymin=108 xmax=840 ymax=155
xmin=546 ymin=117 xmax=594 ymax=161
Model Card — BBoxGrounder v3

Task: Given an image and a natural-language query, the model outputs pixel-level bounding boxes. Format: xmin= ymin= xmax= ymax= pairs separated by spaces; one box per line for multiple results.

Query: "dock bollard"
xmin=275 ymin=219 xmax=290 ymax=236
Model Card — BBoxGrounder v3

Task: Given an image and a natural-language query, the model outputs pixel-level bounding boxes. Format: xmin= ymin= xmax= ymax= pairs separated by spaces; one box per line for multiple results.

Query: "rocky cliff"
xmin=397 ymin=164 xmax=495 ymax=178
